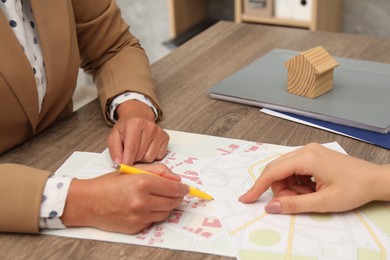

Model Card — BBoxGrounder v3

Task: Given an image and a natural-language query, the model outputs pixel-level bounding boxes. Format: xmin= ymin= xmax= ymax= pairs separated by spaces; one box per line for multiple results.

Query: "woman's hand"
xmin=107 ymin=100 xmax=169 ymax=165
xmin=240 ymin=143 xmax=390 ymax=214
xmin=61 ymin=163 xmax=188 ymax=234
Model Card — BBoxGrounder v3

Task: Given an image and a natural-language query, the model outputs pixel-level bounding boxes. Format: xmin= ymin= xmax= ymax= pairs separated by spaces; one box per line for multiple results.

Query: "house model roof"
xmin=284 ymin=46 xmax=339 ymax=99
xmin=289 ymin=46 xmax=339 ymax=75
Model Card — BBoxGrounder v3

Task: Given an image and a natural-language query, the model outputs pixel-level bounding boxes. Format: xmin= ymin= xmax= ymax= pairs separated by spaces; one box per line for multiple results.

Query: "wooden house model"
xmin=284 ymin=46 xmax=339 ymax=98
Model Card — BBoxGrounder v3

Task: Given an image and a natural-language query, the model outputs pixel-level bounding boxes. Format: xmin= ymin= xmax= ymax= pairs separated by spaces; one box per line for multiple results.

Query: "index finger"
xmin=145 ymin=175 xmax=189 ymax=198
xmin=122 ymin=123 xmax=142 ymax=165
xmin=239 ymin=149 xmax=304 ymax=203
xmin=108 ymin=130 xmax=124 ymax=164
xmin=135 ymin=163 xmax=181 ymax=182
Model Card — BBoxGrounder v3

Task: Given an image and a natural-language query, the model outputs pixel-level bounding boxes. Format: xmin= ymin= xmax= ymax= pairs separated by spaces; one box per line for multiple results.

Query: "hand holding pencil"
xmin=62 ymin=163 xmax=189 ymax=234
xmin=114 ymin=163 xmax=214 ymax=201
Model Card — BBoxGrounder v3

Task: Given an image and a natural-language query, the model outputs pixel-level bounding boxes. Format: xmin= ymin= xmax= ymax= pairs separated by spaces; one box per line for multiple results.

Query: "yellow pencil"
xmin=114 ymin=163 xmax=214 ymax=201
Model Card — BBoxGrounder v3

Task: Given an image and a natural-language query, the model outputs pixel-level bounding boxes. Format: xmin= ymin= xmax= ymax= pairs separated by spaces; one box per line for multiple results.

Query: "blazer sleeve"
xmin=0 ymin=164 xmax=51 ymax=233
xmin=71 ymin=0 xmax=162 ymax=124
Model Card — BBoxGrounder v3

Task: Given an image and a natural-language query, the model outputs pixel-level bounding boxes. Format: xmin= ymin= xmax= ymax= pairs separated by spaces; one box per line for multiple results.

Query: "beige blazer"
xmin=0 ymin=0 xmax=162 ymax=233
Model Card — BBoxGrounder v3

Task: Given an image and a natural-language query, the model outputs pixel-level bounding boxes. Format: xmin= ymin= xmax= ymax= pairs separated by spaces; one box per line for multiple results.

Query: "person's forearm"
xmin=108 ymin=93 xmax=159 ymax=123
xmin=371 ymin=164 xmax=390 ymax=202
xmin=116 ymin=99 xmax=155 ymax=122
xmin=60 ymin=179 xmax=93 ymax=228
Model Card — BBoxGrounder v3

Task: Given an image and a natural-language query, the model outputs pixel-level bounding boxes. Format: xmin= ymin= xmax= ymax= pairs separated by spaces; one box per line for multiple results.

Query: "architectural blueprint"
xmin=43 ymin=130 xmax=390 ymax=259
xmin=193 ymin=143 xmax=390 ymax=260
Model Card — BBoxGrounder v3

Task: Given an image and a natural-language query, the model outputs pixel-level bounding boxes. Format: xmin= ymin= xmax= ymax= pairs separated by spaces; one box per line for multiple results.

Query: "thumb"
xmin=265 ymin=192 xmax=326 ymax=214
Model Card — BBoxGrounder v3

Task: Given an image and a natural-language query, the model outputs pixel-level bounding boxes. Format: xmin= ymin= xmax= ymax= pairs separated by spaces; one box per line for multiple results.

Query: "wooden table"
xmin=1 ymin=21 xmax=390 ymax=259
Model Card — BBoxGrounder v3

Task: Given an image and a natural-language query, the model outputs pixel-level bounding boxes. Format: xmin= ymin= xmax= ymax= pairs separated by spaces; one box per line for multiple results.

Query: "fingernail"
xmin=238 ymin=194 xmax=246 ymax=202
xmin=265 ymin=201 xmax=281 ymax=214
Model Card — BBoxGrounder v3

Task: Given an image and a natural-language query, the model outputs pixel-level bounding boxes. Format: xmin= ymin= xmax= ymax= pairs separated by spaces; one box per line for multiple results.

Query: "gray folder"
xmin=209 ymin=49 xmax=390 ymax=133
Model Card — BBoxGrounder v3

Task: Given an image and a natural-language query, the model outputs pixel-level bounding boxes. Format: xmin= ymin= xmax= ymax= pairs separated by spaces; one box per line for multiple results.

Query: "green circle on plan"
xmin=250 ymin=229 xmax=281 ymax=247
xmin=309 ymin=213 xmax=333 ymax=222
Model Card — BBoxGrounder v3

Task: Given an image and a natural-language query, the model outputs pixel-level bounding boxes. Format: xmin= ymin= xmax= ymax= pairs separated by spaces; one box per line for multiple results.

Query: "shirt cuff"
xmin=108 ymin=92 xmax=159 ymax=123
xmin=39 ymin=175 xmax=73 ymax=229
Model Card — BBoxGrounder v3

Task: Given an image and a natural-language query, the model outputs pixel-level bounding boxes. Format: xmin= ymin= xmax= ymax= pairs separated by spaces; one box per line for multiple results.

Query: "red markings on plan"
xmin=183 ymin=227 xmax=213 ymax=238
xmin=183 ymin=217 xmax=222 ymax=239
xmin=167 ymin=210 xmax=184 ymax=224
xmin=202 ymin=218 xmax=222 ymax=228
xmin=135 ymin=225 xmax=166 ymax=245
xmin=181 ymin=197 xmax=208 ymax=209
xmin=216 ymin=144 xmax=240 ymax=155
xmin=163 ymin=152 xmax=199 ymax=169
xmin=244 ymin=143 xmax=264 ymax=152
xmin=181 ymin=170 xmax=202 ymax=185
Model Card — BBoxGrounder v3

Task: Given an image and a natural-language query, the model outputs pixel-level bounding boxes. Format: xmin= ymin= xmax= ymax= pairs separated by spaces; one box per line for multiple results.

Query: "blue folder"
xmin=276 ymin=110 xmax=390 ymax=150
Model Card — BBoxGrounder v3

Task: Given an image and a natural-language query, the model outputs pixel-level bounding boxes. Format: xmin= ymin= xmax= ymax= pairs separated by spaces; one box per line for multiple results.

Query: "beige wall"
xmin=343 ymin=0 xmax=390 ymax=38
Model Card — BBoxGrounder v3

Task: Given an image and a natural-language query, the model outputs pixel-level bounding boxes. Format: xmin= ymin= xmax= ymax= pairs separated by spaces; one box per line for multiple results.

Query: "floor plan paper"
xmin=43 ymin=130 xmax=390 ymax=259
xmin=44 ymin=130 xmax=286 ymax=257
xmin=193 ymin=142 xmax=390 ymax=260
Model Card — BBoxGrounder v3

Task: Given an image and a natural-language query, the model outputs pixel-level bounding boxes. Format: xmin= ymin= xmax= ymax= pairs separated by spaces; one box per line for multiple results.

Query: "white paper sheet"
xmin=43 ymin=130 xmax=390 ymax=259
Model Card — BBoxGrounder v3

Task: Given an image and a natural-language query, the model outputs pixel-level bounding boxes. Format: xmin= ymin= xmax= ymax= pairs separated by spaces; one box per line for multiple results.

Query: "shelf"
xmin=240 ymin=14 xmax=311 ymax=29
xmin=236 ymin=0 xmax=342 ymax=32
xmin=167 ymin=0 xmax=342 ymax=46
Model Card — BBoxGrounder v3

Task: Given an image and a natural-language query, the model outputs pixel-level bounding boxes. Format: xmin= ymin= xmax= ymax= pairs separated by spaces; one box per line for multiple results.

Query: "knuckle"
xmin=284 ymin=198 xmax=299 ymax=213
xmin=300 ymin=143 xmax=323 ymax=165
xmin=154 ymin=162 xmax=169 ymax=171
xmin=124 ymin=142 xmax=138 ymax=155
xmin=304 ymin=142 xmax=322 ymax=152
xmin=263 ymin=163 xmax=272 ymax=175
xmin=263 ymin=163 xmax=271 ymax=172
xmin=159 ymin=130 xmax=169 ymax=141
xmin=141 ymin=154 xmax=155 ymax=163
xmin=262 ymin=164 xmax=276 ymax=182
xmin=149 ymin=163 xmax=170 ymax=175
xmin=130 ymin=117 xmax=144 ymax=127
xmin=149 ymin=124 xmax=158 ymax=134
xmin=133 ymin=177 xmax=150 ymax=192
xmin=129 ymin=198 xmax=145 ymax=211
xmin=157 ymin=147 xmax=168 ymax=160
xmin=130 ymin=198 xmax=143 ymax=210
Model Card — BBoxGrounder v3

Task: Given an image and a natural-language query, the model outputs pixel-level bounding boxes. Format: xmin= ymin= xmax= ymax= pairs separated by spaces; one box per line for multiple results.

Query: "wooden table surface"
xmin=1 ymin=21 xmax=390 ymax=259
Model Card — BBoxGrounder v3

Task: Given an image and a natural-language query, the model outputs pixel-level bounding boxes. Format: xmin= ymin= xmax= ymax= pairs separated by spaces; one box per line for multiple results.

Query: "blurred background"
xmin=73 ymin=0 xmax=390 ymax=111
